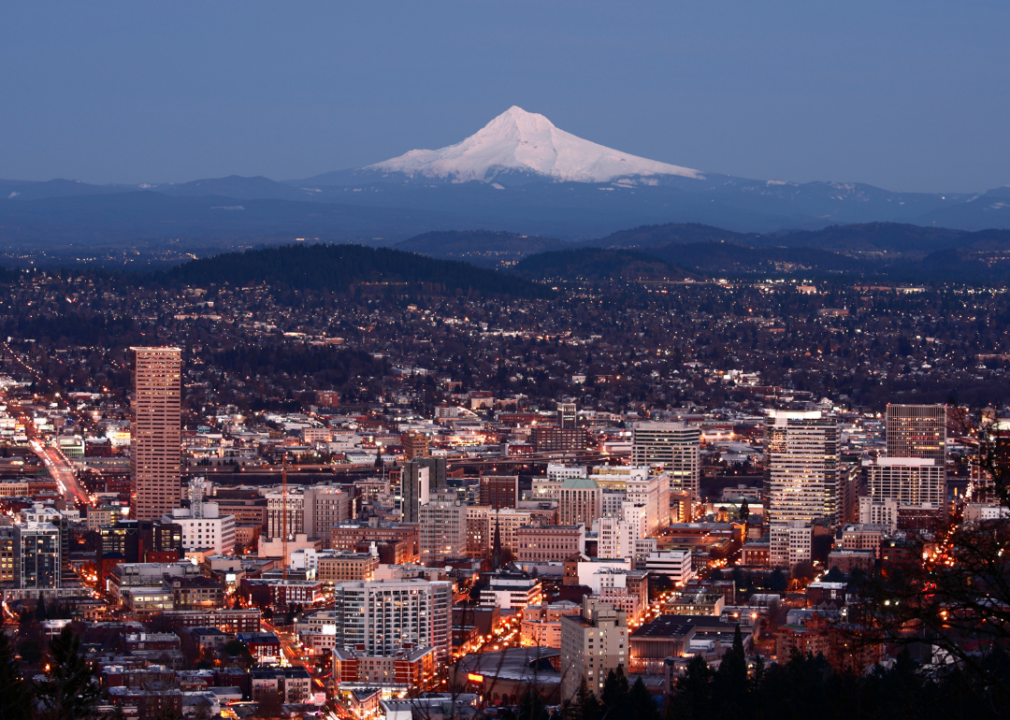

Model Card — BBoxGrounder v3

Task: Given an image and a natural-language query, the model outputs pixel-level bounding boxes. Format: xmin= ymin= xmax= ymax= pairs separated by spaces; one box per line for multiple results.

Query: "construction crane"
xmin=282 ymin=453 xmax=289 ymax=582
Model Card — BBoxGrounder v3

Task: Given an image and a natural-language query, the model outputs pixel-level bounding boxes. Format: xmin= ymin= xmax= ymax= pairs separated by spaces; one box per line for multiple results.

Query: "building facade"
xmin=418 ymin=491 xmax=466 ymax=565
xmin=332 ymin=578 xmax=453 ymax=662
xmin=765 ymin=411 xmax=839 ymax=527
xmin=559 ymin=477 xmax=602 ymax=528
xmin=886 ymin=404 xmax=947 ymax=461
xmin=631 ymin=422 xmax=701 ymax=504
xmin=515 ymin=524 xmax=585 ymax=563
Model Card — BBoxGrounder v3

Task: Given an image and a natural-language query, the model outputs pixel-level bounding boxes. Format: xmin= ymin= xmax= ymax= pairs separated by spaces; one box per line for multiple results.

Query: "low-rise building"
xmin=520 ymin=601 xmax=582 ymax=648
xmin=250 ymin=666 xmax=313 ymax=703
xmin=515 ymin=524 xmax=585 ymax=563
xmin=480 ymin=569 xmax=542 ymax=610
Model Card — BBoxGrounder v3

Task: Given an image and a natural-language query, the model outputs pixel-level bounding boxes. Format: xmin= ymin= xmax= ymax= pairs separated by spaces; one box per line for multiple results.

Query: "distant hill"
xmin=645 ymin=242 xmax=870 ymax=276
xmin=592 ymin=223 xmax=752 ymax=249
xmin=590 ymin=221 xmax=1010 ymax=257
xmin=394 ymin=230 xmax=569 ymax=268
xmin=512 ymin=248 xmax=701 ymax=282
xmin=155 ymin=175 xmax=319 ymax=202
xmin=161 ymin=244 xmax=551 ymax=298
xmin=0 ymin=191 xmax=477 ymax=251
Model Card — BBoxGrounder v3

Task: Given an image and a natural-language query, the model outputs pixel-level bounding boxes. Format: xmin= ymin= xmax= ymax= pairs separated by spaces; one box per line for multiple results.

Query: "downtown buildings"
xmin=862 ymin=404 xmax=948 ymax=531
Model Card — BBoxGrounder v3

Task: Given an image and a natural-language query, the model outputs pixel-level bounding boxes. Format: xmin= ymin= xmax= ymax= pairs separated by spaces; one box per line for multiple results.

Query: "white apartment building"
xmin=964 ymin=502 xmax=1010 ymax=522
xmin=644 ymin=550 xmax=694 ymax=586
xmin=546 ymin=463 xmax=587 ymax=482
xmin=332 ymin=578 xmax=453 ymax=662
xmin=601 ymin=490 xmax=627 ymax=518
xmin=625 ymin=470 xmax=671 ymax=535
xmin=858 ymin=496 xmax=899 ymax=533
xmin=571 ymin=558 xmax=633 ymax=590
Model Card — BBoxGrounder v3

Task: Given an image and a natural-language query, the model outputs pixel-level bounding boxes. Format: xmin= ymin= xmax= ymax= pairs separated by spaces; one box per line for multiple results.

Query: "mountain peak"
xmin=487 ymin=105 xmax=556 ymax=132
xmin=367 ymin=107 xmax=702 ymax=184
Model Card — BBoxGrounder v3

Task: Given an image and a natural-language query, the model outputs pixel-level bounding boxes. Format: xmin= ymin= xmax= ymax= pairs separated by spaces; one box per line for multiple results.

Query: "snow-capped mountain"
xmin=365 ymin=106 xmax=703 ymax=184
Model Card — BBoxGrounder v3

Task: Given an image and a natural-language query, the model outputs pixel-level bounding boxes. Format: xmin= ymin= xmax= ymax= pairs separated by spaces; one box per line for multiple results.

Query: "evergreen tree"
xmin=668 ymin=656 xmax=711 ymax=720
xmin=712 ymin=625 xmax=748 ymax=715
xmin=570 ymin=677 xmax=599 ymax=720
xmin=35 ymin=625 xmax=101 ymax=720
xmin=767 ymin=568 xmax=787 ymax=591
xmin=627 ymin=677 xmax=660 ymax=720
xmin=0 ymin=622 xmax=30 ymax=720
xmin=601 ymin=665 xmax=630 ymax=719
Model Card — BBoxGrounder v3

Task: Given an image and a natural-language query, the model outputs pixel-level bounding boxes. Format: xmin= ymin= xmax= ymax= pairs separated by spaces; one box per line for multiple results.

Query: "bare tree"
xmin=850 ymin=407 xmax=1010 ymax=713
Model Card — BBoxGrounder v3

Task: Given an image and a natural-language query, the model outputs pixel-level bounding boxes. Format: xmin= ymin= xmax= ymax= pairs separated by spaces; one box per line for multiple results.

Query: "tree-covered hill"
xmin=394 ymin=230 xmax=568 ymax=267
xmin=511 ymin=248 xmax=701 ymax=282
xmin=161 ymin=243 xmax=552 ymax=297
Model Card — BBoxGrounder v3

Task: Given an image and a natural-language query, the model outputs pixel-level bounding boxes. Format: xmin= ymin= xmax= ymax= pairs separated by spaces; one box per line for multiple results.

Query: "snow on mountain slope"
xmin=367 ymin=106 xmax=703 ymax=184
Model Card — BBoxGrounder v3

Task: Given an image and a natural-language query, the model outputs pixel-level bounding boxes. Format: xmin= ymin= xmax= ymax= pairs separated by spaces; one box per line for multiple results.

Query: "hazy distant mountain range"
xmin=2 ymin=107 xmax=1009 ymax=261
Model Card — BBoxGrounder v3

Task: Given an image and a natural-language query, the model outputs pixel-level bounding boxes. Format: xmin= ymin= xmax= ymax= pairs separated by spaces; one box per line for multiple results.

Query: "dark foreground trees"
xmin=666 ymin=646 xmax=1005 ymax=720
xmin=35 ymin=625 xmax=101 ymax=720
xmin=1 ymin=622 xmax=101 ymax=720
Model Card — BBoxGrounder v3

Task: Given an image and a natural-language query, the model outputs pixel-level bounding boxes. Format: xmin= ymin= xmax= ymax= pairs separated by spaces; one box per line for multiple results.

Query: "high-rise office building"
xmin=418 ymin=490 xmax=466 ymax=565
xmin=266 ymin=487 xmax=304 ymax=539
xmin=98 ymin=518 xmax=182 ymax=577
xmin=886 ymin=404 xmax=947 ymax=461
xmin=303 ymin=486 xmax=352 ymax=540
xmin=558 ymin=403 xmax=578 ymax=430
xmin=631 ymin=422 xmax=701 ymax=503
xmin=878 ymin=404 xmax=948 ymax=524
xmin=479 ymin=475 xmax=519 ymax=509
xmin=532 ymin=427 xmax=589 ymax=452
xmin=15 ymin=521 xmax=61 ymax=589
xmin=765 ymin=410 xmax=839 ymax=527
xmin=559 ymin=477 xmax=602 ymax=528
xmin=401 ymin=457 xmax=447 ymax=523
xmin=131 ymin=347 xmax=182 ymax=520
xmin=332 ymin=578 xmax=453 ymax=661
xmin=0 ymin=523 xmax=15 ymax=583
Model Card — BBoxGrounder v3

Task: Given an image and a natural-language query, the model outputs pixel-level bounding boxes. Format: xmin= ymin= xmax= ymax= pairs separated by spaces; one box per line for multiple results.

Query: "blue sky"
xmin=1 ymin=1 xmax=1007 ymax=192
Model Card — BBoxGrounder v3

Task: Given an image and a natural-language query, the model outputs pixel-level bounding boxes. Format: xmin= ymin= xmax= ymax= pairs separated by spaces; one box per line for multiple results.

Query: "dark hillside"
xmin=512 ymin=248 xmax=700 ymax=282
xmin=161 ymin=243 xmax=552 ymax=298
xmin=395 ymin=230 xmax=569 ymax=268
